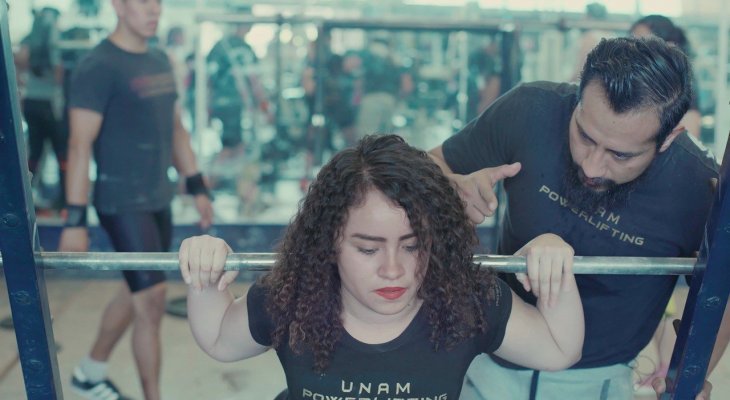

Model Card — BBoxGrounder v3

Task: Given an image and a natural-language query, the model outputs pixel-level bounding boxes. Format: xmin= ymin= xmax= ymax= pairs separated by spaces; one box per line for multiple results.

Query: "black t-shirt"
xmin=360 ymin=50 xmax=401 ymax=95
xmin=69 ymin=39 xmax=177 ymax=214
xmin=442 ymin=81 xmax=718 ymax=368
xmin=206 ymin=35 xmax=258 ymax=107
xmin=247 ymin=278 xmax=512 ymax=400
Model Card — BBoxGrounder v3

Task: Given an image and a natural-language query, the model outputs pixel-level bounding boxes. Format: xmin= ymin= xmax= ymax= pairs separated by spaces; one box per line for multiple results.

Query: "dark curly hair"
xmin=261 ymin=134 xmax=497 ymax=372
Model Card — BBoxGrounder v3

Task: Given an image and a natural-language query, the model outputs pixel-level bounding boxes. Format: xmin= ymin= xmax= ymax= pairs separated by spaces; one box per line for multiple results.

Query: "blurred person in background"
xmin=466 ymin=38 xmax=502 ymax=122
xmin=207 ymin=18 xmax=269 ymax=160
xmin=631 ymin=14 xmax=702 ymax=141
xmin=301 ymin=31 xmax=358 ymax=154
xmin=15 ymin=6 xmax=66 ymax=215
xmin=568 ymin=2 xmax=615 ymax=83
xmin=353 ymin=33 xmax=413 ymax=145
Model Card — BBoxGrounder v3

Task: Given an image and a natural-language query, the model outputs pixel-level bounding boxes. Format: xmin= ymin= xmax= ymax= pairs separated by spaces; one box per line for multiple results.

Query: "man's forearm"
xmin=172 ymin=127 xmax=199 ymax=176
xmin=65 ymin=142 xmax=92 ymax=205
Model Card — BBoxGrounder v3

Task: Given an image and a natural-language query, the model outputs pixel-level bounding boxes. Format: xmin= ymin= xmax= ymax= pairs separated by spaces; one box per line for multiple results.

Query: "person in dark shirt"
xmin=15 ymin=7 xmax=66 ymax=212
xmin=59 ymin=0 xmax=213 ymax=399
xmin=353 ymin=36 xmax=413 ymax=144
xmin=178 ymin=134 xmax=584 ymax=400
xmin=466 ymin=39 xmax=501 ymax=122
xmin=206 ymin=22 xmax=268 ymax=158
xmin=429 ymin=37 xmax=722 ymax=399
xmin=301 ymin=32 xmax=357 ymax=153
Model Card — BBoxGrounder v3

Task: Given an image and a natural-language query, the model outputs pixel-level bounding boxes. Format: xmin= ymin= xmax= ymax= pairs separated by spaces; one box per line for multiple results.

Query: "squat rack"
xmin=0 ymin=4 xmax=729 ymax=399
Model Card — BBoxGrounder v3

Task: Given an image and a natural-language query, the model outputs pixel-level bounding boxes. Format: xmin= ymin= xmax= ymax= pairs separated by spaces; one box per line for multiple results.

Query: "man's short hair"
xmin=578 ymin=37 xmax=692 ymax=147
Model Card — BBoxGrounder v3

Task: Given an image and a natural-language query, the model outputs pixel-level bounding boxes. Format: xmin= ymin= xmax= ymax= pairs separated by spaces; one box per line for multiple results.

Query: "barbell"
xmin=0 ymin=252 xmax=697 ymax=275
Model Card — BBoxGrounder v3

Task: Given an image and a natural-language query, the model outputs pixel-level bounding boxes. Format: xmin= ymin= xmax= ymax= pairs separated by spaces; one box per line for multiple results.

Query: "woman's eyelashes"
xmin=357 ymin=247 xmax=377 ymax=255
xmin=404 ymin=244 xmax=419 ymax=253
xmin=355 ymin=243 xmax=419 ymax=255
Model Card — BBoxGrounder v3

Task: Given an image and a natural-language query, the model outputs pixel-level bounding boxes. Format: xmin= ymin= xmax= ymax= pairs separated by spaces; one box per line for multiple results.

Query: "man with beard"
xmin=429 ymin=37 xmax=724 ymax=399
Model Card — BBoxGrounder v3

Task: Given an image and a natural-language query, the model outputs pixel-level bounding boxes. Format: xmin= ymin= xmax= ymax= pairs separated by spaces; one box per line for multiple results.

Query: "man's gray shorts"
xmin=461 ymin=354 xmax=633 ymax=400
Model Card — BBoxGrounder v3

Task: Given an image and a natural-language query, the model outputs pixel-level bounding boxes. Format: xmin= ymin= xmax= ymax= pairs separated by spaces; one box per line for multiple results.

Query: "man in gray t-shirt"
xmin=58 ymin=1 xmax=213 ymax=399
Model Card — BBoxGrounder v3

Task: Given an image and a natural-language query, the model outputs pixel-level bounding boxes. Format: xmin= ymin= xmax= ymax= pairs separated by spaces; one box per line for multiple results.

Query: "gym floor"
xmin=0 ymin=278 xmax=728 ymax=399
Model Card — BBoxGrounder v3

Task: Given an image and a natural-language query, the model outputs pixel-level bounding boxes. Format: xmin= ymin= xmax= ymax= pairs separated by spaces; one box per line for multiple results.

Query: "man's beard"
xmin=562 ymin=158 xmax=639 ymax=213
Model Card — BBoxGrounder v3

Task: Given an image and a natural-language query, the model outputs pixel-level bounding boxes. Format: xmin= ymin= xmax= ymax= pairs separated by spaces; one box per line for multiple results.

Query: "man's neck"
xmin=109 ymin=26 xmax=148 ymax=53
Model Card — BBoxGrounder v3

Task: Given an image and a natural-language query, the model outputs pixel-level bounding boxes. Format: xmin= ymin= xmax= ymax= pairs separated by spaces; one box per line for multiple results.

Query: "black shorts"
xmin=97 ymin=207 xmax=172 ymax=293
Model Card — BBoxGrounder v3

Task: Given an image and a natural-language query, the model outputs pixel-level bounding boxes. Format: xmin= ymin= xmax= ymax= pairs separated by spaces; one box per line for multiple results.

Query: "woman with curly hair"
xmin=179 ymin=134 xmax=584 ymax=399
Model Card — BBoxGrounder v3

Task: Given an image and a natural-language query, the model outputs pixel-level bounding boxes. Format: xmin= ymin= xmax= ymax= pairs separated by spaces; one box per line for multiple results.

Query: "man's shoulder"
xmin=148 ymin=46 xmax=171 ymax=61
xmin=75 ymin=40 xmax=116 ymax=72
xmin=670 ymin=133 xmax=719 ymax=177
xmin=643 ymin=133 xmax=719 ymax=218
xmin=501 ymin=81 xmax=578 ymax=112
xmin=514 ymin=81 xmax=577 ymax=98
xmin=145 ymin=47 xmax=174 ymax=70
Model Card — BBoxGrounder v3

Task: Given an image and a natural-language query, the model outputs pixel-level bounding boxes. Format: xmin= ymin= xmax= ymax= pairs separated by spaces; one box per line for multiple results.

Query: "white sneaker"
xmin=70 ymin=367 xmax=131 ymax=400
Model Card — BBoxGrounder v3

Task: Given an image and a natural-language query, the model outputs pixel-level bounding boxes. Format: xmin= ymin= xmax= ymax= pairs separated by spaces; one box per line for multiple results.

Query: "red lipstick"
xmin=375 ymin=287 xmax=406 ymax=300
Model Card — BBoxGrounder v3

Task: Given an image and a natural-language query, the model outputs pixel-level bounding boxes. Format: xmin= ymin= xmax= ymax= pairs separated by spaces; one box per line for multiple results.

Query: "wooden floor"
xmin=0 ymin=278 xmax=286 ymax=400
xmin=0 ymin=277 xmax=728 ymax=400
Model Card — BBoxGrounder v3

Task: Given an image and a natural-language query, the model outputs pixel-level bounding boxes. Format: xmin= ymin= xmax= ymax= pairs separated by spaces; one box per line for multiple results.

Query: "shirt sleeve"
xmin=441 ymin=84 xmax=527 ymax=174
xmin=246 ymin=281 xmax=274 ymax=346
xmin=68 ymin=54 xmax=115 ymax=113
xmin=479 ymin=277 xmax=513 ymax=353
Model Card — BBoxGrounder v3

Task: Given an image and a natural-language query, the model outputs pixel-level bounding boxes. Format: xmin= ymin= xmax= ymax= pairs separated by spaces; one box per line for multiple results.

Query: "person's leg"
xmin=23 ymin=99 xmax=65 ymax=210
xmin=74 ymin=209 xmax=169 ymax=400
xmin=461 ymin=354 xmax=532 ymax=400
xmin=76 ymin=280 xmax=165 ymax=400
xmin=537 ymin=363 xmax=633 ymax=400
xmin=218 ymin=104 xmax=244 ymax=154
xmin=22 ymin=99 xmax=47 ymax=177
xmin=87 ymin=284 xmax=134 ymax=362
xmin=49 ymin=108 xmax=68 ymax=209
xmin=71 ymin=283 xmax=134 ymax=400
xmin=354 ymin=93 xmax=381 ymax=145
xmin=354 ymin=92 xmax=397 ymax=144
xmin=374 ymin=92 xmax=396 ymax=133
xmin=128 ymin=281 xmax=166 ymax=400
xmin=71 ymin=212 xmax=137 ymax=399
xmin=126 ymin=208 xmax=172 ymax=400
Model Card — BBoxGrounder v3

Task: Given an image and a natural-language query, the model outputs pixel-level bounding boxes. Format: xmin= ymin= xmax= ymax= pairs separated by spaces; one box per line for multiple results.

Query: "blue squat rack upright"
xmin=0 ymin=2 xmax=62 ymax=398
xmin=0 ymin=3 xmax=729 ymax=399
